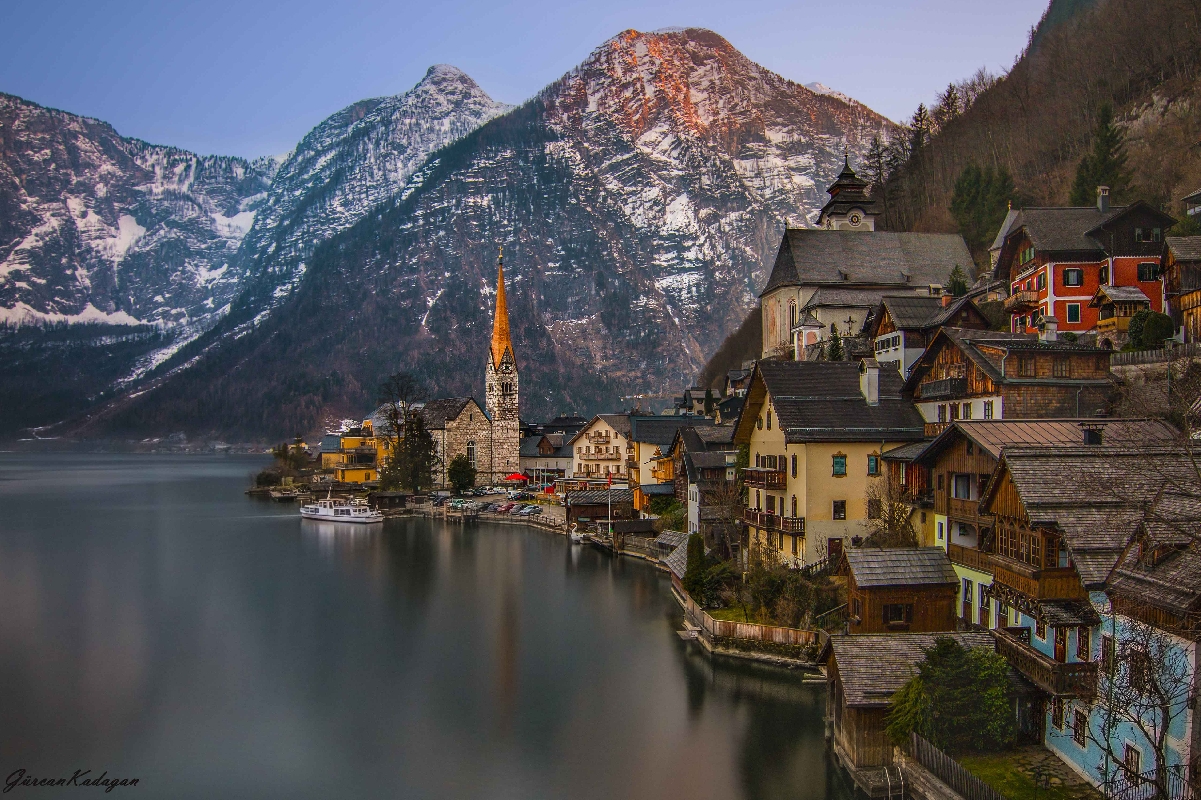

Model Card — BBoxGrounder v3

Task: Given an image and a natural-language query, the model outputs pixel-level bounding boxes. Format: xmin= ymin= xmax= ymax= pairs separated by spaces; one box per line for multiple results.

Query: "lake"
xmin=0 ymin=454 xmax=853 ymax=800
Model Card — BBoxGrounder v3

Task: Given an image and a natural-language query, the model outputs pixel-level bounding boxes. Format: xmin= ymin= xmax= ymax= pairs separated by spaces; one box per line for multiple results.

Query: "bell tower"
xmin=485 ymin=248 xmax=520 ymax=482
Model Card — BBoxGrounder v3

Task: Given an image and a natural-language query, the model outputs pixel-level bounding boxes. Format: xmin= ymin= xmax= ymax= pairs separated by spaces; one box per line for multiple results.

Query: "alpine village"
xmin=10 ymin=2 xmax=1201 ymax=799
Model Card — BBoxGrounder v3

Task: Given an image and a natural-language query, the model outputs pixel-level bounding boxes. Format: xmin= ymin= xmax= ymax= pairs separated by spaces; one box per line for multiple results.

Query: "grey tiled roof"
xmin=1039 ymin=600 xmax=1101 ymax=627
xmin=761 ymin=229 xmax=974 ymax=296
xmin=751 ymin=361 xmax=926 ymax=443
xmin=1167 ymin=236 xmax=1201 ymax=263
xmin=1010 ymin=206 xmax=1125 ymax=252
xmin=917 ymin=419 xmax=1178 ymax=462
xmin=903 ymin=327 xmax=1108 ymax=391
xmin=630 ymin=415 xmax=714 ymax=446
xmin=823 ymin=633 xmax=996 ymax=707
xmin=844 ymin=547 xmax=958 ymax=588
xmin=639 ymin=483 xmax=676 ymax=496
xmin=418 ymin=397 xmax=478 ymax=430
xmin=565 ymin=489 xmax=634 ymax=505
xmin=1093 ymin=285 xmax=1151 ymax=304
xmin=879 ymin=439 xmax=934 ymax=462
xmin=664 ymin=539 xmax=690 ymax=579
xmin=879 ymin=295 xmax=946 ymax=329
xmin=654 ymin=530 xmax=691 ymax=549
xmin=989 ymin=209 xmax=1021 ymax=252
xmin=1109 ymin=538 xmax=1201 ymax=617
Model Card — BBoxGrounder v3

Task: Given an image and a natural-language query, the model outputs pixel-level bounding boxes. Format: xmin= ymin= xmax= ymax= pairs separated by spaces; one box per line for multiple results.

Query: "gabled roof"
xmin=568 ymin=414 xmax=632 ymax=445
xmin=870 ymin=294 xmax=985 ymax=339
xmin=913 ymin=418 xmax=1178 ymax=464
xmin=996 ymin=203 xmax=1177 ymax=274
xmin=735 ymin=361 xmax=925 ymax=444
xmin=1090 ymin=285 xmax=1151 ymax=306
xmin=419 ymin=397 xmax=481 ymax=430
xmin=664 ymin=539 xmax=690 ymax=579
xmin=1109 ymin=537 xmax=1201 ymax=621
xmin=1167 ymin=236 xmax=1201 ymax=263
xmin=565 ymin=489 xmax=634 ymax=505
xmin=761 ymin=229 xmax=974 ymax=296
xmin=844 ymin=547 xmax=958 ymax=588
xmin=980 ymin=445 xmax=1201 ymax=587
xmin=821 ymin=633 xmax=997 ymax=707
xmin=989 ymin=209 xmax=1021 ymax=253
xmin=629 ymin=415 xmax=715 ymax=446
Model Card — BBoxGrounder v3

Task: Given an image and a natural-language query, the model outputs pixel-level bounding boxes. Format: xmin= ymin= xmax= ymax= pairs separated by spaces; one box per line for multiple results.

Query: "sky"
xmin=2 ymin=0 xmax=1050 ymax=159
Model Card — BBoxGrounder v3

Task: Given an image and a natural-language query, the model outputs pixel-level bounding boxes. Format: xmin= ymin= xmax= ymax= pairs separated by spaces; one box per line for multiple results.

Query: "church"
xmin=416 ymin=250 xmax=521 ymax=486
xmin=760 ymin=160 xmax=975 ymax=359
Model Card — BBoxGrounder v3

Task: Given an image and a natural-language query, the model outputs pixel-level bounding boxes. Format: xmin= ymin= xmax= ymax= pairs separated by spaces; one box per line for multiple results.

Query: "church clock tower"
xmin=485 ymin=249 xmax=520 ymax=482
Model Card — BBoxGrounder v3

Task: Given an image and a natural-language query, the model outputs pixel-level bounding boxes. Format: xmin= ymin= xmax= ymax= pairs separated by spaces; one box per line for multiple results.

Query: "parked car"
xmin=508 ymin=504 xmax=527 ymax=515
xmin=518 ymin=506 xmax=542 ymax=516
xmin=495 ymin=503 xmax=515 ymax=513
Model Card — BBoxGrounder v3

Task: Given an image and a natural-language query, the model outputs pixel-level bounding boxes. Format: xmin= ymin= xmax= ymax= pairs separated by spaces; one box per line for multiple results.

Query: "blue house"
xmin=978 ymin=441 xmax=1201 ymax=797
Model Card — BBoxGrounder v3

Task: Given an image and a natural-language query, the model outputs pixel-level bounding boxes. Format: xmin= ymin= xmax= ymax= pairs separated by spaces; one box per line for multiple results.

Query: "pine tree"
xmin=950 ymin=164 xmax=1017 ymax=255
xmin=1070 ymin=103 xmax=1130 ymax=206
xmin=946 ymin=265 xmax=969 ymax=297
xmin=909 ymin=104 xmax=931 ymax=153
xmin=863 ymin=134 xmax=888 ymax=198
xmin=825 ymin=323 xmax=843 ymax=361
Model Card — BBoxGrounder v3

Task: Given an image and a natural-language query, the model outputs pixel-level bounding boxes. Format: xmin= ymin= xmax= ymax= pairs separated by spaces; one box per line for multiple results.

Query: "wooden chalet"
xmin=821 ymin=632 xmax=996 ymax=794
xmin=866 ymin=294 xmax=990 ymax=378
xmin=564 ymin=489 xmax=634 ymax=525
xmin=1088 ymin=285 xmax=1152 ymax=348
xmin=1164 ymin=236 xmax=1201 ymax=343
xmin=901 ymin=327 xmax=1112 ymax=436
xmin=840 ymin=547 xmax=959 ymax=633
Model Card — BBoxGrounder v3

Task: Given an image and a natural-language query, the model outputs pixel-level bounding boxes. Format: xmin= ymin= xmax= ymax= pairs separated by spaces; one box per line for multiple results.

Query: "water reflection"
xmin=0 ymin=455 xmax=851 ymax=800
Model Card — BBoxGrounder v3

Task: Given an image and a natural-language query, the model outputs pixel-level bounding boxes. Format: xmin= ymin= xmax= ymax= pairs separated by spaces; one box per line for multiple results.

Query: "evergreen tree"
xmin=946 ymin=265 xmax=969 ymax=297
xmin=447 ymin=454 xmax=477 ymax=494
xmin=682 ymin=533 xmax=706 ymax=598
xmin=703 ymin=388 xmax=715 ymax=417
xmin=863 ymin=134 xmax=888 ymax=198
xmin=950 ymin=163 xmax=1017 ymax=254
xmin=825 ymin=323 xmax=843 ymax=361
xmin=909 ymin=104 xmax=931 ymax=154
xmin=1070 ymin=103 xmax=1130 ymax=206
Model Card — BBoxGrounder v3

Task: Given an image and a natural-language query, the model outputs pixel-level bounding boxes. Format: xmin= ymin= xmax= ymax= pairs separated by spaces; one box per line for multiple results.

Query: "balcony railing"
xmin=992 ymin=628 xmax=1098 ymax=698
xmin=947 ymin=497 xmax=989 ymax=525
xmin=743 ymin=468 xmax=787 ymax=489
xmin=743 ymin=508 xmax=781 ymax=530
xmin=781 ymin=516 xmax=805 ymax=534
xmin=578 ymin=452 xmax=622 ymax=461
xmin=990 ymin=555 xmax=1087 ymax=600
xmin=947 ymin=542 xmax=993 ymax=574
xmin=1004 ymin=290 xmax=1040 ymax=312
xmin=920 ymin=377 xmax=968 ymax=400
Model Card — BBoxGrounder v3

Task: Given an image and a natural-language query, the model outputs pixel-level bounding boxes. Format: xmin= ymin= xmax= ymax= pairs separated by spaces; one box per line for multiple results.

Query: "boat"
xmin=300 ymin=497 xmax=384 ymax=524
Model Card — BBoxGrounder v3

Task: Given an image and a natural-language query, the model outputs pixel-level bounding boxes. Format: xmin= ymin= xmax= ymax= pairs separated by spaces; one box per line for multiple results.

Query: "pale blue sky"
xmin=2 ymin=0 xmax=1049 ymax=158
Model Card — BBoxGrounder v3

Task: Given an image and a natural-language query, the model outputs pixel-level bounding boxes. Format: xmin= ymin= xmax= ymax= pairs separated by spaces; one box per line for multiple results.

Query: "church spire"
xmin=490 ymin=247 xmax=513 ymax=369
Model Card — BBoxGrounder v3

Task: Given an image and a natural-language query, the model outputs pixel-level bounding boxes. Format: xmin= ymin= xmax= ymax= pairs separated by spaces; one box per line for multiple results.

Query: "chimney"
xmin=1097 ymin=185 xmax=1110 ymax=213
xmin=1039 ymin=315 xmax=1058 ymax=342
xmin=1080 ymin=422 xmax=1105 ymax=445
xmin=859 ymin=359 xmax=880 ymax=406
xmin=941 ymin=294 xmax=954 ymax=308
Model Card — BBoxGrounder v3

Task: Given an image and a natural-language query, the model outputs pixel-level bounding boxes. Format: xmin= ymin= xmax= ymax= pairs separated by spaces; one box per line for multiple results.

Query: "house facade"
xmin=867 ymin=294 xmax=991 ymax=377
xmin=1164 ymin=237 xmax=1201 ymax=342
xmin=569 ymin=415 xmax=633 ymax=483
xmin=733 ymin=360 xmax=926 ymax=566
xmin=994 ymin=189 xmax=1175 ymax=340
xmin=519 ymin=433 xmax=574 ymax=483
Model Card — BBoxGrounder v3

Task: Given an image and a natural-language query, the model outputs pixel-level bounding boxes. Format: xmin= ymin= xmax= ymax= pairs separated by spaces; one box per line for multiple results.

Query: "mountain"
xmin=0 ymin=92 xmax=277 ymax=328
xmin=93 ymin=28 xmax=898 ymax=440
xmin=0 ymin=67 xmax=511 ymax=437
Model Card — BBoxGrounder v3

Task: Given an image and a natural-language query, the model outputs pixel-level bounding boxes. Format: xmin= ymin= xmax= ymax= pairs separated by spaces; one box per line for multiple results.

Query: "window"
xmin=852 ymin=597 xmax=861 ymax=619
xmin=952 ymin=474 xmax=972 ymax=500
xmin=756 ymin=416 xmax=763 ymax=430
xmin=791 ymin=535 xmax=798 ymax=555
xmin=867 ymin=455 xmax=880 ymax=475
xmin=789 ymin=300 xmax=797 ymax=329
xmin=1076 ymin=626 xmax=1091 ymax=661
xmin=984 ymin=400 xmax=995 ymax=420
xmin=1135 ymin=228 xmax=1163 ymax=244
xmin=1124 ymin=744 xmax=1142 ymax=781
xmin=1020 ymin=246 xmax=1035 ymax=264
xmin=883 ymin=604 xmax=914 ymax=625
xmin=1037 ymin=272 xmax=1047 ymax=290
xmin=791 ymin=495 xmax=797 ymax=517
xmin=1019 ymin=356 xmax=1036 ymax=377
xmin=868 ymin=499 xmax=882 ymax=519
xmin=466 ymin=441 xmax=477 ymax=468
xmin=791 ymin=453 xmax=798 ymax=478
xmin=1137 ymin=262 xmax=1159 ymax=282
xmin=832 ymin=500 xmax=847 ymax=520
xmin=1101 ymin=634 xmax=1115 ymax=671
xmin=767 ymin=410 xmax=772 ymax=429
xmin=1129 ymin=647 xmax=1153 ymax=694
xmin=937 ymin=404 xmax=947 ymax=423
xmin=937 ymin=474 xmax=944 ymax=490
xmin=778 ymin=531 xmax=784 ymax=550
xmin=767 ymin=495 xmax=776 ymax=514
xmin=937 ymin=521 xmax=944 ymax=540
xmin=961 ymin=402 xmax=972 ymax=420
xmin=1052 ymin=698 xmax=1065 ymax=730
xmin=1053 ymin=358 xmax=1071 ymax=377
xmin=1036 ymin=619 xmax=1046 ymax=640
xmin=1063 ymin=268 xmax=1084 ymax=287
xmin=1073 ymin=710 xmax=1088 ymax=747
xmin=950 ymin=403 xmax=960 ymax=421
xmin=832 ymin=454 xmax=847 ymax=477
xmin=1066 ymin=303 xmax=1081 ymax=324
xmin=1100 ymin=264 xmax=1110 ymax=284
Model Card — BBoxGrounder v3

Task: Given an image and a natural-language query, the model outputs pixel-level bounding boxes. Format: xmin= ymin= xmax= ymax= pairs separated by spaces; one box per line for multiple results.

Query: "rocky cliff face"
xmin=97 ymin=28 xmax=898 ymax=439
xmin=0 ymin=92 xmax=277 ymax=327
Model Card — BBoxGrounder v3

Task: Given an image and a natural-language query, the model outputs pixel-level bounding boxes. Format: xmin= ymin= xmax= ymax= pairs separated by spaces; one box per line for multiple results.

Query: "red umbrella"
xmin=504 ymin=473 xmax=529 ymax=482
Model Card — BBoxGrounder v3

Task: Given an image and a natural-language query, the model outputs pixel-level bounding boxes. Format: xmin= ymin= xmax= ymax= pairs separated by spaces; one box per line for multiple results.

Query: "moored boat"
xmin=300 ymin=497 xmax=383 ymax=524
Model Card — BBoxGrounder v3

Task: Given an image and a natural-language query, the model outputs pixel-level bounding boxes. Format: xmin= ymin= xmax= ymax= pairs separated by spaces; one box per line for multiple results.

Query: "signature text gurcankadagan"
xmin=5 ymin=770 xmax=138 ymax=793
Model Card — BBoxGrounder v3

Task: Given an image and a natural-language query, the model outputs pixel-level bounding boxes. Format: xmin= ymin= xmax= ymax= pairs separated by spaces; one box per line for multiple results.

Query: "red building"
xmin=994 ymin=187 xmax=1176 ymax=346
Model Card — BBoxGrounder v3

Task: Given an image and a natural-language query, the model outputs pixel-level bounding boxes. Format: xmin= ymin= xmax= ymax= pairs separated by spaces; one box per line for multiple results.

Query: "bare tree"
xmin=861 ymin=474 xmax=919 ymax=548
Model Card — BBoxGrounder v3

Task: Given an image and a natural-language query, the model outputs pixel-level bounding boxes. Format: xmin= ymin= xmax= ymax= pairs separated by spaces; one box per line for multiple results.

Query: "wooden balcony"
xmin=924 ymin=422 xmax=950 ymax=437
xmin=992 ymin=628 xmax=1098 ymax=698
xmin=947 ymin=542 xmax=993 ymax=574
xmin=781 ymin=516 xmax=805 ymax=534
xmin=1004 ymin=290 xmax=1040 ymax=313
xmin=990 ymin=555 xmax=1087 ymax=601
xmin=947 ymin=497 xmax=989 ymax=526
xmin=743 ymin=467 xmax=787 ymax=489
xmin=578 ymin=452 xmax=621 ymax=461
xmin=919 ymin=377 xmax=967 ymax=400
xmin=743 ymin=508 xmax=780 ymax=530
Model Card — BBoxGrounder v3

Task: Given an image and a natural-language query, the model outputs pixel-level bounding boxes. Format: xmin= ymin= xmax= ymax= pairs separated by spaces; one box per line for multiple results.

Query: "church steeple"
xmin=490 ymin=248 xmax=513 ymax=369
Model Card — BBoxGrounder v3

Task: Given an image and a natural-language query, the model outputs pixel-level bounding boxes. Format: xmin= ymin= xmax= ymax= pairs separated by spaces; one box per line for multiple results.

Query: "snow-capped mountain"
xmin=231 ymin=64 xmax=512 ymax=313
xmin=0 ymin=92 xmax=279 ymax=327
xmin=100 ymin=28 xmax=899 ymax=439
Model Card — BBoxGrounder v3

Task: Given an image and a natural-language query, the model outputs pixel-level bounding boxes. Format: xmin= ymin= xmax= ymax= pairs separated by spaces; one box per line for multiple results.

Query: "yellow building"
xmin=733 ymin=360 xmax=926 ymax=566
xmin=319 ymin=421 xmax=393 ymax=484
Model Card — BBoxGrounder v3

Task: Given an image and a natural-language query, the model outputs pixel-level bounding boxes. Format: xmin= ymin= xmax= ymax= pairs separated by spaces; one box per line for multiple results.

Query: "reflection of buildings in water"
xmin=494 ymin=585 xmax=520 ymax=730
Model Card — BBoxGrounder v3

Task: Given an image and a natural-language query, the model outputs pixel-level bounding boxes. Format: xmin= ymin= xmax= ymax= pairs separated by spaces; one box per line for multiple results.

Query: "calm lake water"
xmin=0 ymin=454 xmax=852 ymax=800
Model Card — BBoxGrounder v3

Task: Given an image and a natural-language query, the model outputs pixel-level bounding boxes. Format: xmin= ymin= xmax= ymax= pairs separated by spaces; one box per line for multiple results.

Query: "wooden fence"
xmin=1110 ymin=343 xmax=1201 ymax=366
xmin=909 ymin=734 xmax=1008 ymax=800
xmin=682 ymin=592 xmax=819 ymax=647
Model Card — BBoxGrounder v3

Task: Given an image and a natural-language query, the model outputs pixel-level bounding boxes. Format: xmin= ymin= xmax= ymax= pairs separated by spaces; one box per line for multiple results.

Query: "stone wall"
xmin=441 ymin=401 xmax=494 ymax=486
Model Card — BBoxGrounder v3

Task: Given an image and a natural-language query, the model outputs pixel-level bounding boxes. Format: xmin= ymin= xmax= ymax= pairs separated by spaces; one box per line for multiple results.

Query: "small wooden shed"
xmin=840 ymin=547 xmax=959 ymax=634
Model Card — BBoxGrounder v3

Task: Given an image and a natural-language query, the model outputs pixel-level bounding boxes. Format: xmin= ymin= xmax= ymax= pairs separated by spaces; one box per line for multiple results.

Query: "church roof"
xmin=760 ymin=230 xmax=973 ymax=296
xmin=418 ymin=397 xmax=483 ymax=430
xmin=491 ymin=250 xmax=514 ymax=369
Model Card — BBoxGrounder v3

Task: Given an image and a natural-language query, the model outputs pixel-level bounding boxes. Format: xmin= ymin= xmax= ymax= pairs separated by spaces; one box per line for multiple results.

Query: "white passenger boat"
xmin=300 ymin=497 xmax=384 ymax=524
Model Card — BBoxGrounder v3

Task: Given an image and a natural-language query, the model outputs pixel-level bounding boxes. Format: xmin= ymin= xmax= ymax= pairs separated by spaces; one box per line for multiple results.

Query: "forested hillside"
xmin=881 ymin=0 xmax=1201 ymax=248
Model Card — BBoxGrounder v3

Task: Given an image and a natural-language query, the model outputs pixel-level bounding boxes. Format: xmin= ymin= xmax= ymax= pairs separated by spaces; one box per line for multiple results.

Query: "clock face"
xmin=850 ymin=213 xmax=862 ymax=226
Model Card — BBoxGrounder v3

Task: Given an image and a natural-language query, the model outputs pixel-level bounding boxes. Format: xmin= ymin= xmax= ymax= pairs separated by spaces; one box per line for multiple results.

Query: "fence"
xmin=908 ymin=734 xmax=1008 ymax=800
xmin=1110 ymin=342 xmax=1201 ymax=367
xmin=682 ymin=592 xmax=819 ymax=647
xmin=1108 ymin=766 xmax=1195 ymax=800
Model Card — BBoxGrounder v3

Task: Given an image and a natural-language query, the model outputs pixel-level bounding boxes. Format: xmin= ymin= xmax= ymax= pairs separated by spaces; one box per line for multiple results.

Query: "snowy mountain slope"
xmin=97 ymin=28 xmax=899 ymax=439
xmin=0 ymin=92 xmax=278 ymax=328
